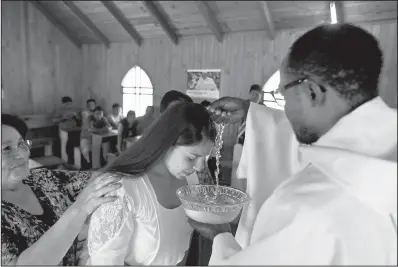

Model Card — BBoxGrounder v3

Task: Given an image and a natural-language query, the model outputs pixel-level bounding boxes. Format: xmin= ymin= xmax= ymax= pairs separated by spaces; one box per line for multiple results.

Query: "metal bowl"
xmin=176 ymin=184 xmax=250 ymax=224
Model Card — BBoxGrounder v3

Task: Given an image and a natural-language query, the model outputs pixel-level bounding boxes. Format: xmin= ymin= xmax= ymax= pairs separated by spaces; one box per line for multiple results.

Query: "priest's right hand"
xmin=207 ymin=97 xmax=250 ymax=124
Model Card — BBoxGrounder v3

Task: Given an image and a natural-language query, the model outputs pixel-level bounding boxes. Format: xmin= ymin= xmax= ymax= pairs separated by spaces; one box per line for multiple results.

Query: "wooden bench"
xmin=107 ymin=152 xmax=117 ymax=163
xmin=59 ymin=127 xmax=81 ymax=164
xmin=74 ymin=147 xmax=84 ymax=169
xmin=31 ymin=156 xmax=66 ymax=169
xmin=29 ymin=159 xmax=44 ymax=170
xmin=30 ymin=137 xmax=54 ymax=156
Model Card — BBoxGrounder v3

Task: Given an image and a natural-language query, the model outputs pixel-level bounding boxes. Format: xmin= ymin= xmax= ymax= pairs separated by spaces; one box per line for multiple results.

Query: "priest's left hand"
xmin=187 ymin=217 xmax=231 ymax=240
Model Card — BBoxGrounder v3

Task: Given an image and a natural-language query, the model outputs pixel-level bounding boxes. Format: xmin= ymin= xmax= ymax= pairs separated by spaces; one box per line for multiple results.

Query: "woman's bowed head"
xmin=106 ymin=102 xmax=217 ymax=179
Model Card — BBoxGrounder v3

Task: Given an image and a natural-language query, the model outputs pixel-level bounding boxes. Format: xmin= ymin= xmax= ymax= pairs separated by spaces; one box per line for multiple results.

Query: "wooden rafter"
xmin=101 ymin=1 xmax=143 ymax=46
xmin=62 ymin=1 xmax=110 ymax=48
xmin=140 ymin=1 xmax=179 ymax=45
xmin=195 ymin=1 xmax=224 ymax=43
xmin=29 ymin=1 xmax=82 ymax=48
xmin=260 ymin=1 xmax=275 ymax=40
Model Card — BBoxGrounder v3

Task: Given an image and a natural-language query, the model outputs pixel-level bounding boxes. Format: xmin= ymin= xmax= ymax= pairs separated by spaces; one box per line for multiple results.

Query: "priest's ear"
xmin=305 ymin=80 xmax=327 ymax=107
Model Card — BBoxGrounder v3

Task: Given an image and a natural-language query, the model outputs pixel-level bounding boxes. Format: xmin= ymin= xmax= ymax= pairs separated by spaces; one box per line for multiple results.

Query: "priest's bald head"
xmin=279 ymin=23 xmax=383 ymax=144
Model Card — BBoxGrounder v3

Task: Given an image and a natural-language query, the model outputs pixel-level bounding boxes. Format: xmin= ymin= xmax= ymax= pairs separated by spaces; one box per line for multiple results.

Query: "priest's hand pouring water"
xmin=207 ymin=97 xmax=250 ymax=124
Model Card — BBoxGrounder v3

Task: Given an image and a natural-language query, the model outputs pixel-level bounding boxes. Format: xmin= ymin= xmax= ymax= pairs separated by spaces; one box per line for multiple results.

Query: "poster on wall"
xmin=186 ymin=69 xmax=221 ymax=100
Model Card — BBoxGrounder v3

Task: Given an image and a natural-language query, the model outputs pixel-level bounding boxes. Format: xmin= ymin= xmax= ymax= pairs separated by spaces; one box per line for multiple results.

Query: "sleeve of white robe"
xmin=87 ymin=186 xmax=135 ymax=265
xmin=209 ymin=208 xmax=338 ymax=265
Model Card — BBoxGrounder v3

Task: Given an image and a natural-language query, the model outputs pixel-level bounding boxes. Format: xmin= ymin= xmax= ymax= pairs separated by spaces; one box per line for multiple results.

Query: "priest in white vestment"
xmin=191 ymin=23 xmax=397 ymax=265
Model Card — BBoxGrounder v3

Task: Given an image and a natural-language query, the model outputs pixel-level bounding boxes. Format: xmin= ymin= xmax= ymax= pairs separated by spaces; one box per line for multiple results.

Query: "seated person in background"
xmin=81 ymin=99 xmax=96 ymax=123
xmin=136 ymin=106 xmax=156 ymax=136
xmin=160 ymin=90 xmax=193 ymax=113
xmin=80 ymin=99 xmax=97 ymax=163
xmin=107 ymin=103 xmax=123 ymax=129
xmin=1 ymin=114 xmax=121 ymax=266
xmin=237 ymin=84 xmax=263 ymax=145
xmin=53 ymin=96 xmax=80 ymax=129
xmin=89 ymin=106 xmax=112 ymax=134
xmin=85 ymin=102 xmax=216 ymax=265
xmin=200 ymin=100 xmax=211 ymax=107
xmin=117 ymin=110 xmax=138 ymax=154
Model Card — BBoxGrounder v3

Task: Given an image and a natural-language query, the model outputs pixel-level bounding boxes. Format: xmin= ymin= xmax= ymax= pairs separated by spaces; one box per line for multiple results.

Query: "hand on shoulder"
xmin=72 ymin=172 xmax=123 ymax=217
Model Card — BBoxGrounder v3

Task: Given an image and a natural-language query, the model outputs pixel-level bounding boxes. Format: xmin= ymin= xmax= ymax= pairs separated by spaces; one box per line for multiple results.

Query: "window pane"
xmin=263 ymin=93 xmax=275 ymax=101
xmin=139 ymin=70 xmax=153 ymax=88
xmin=263 ymin=70 xmax=285 ymax=109
xmin=121 ymin=68 xmax=137 ymax=87
xmin=123 ymin=87 xmax=136 ymax=94
xmin=137 ymin=94 xmax=153 ymax=117
xmin=265 ymin=102 xmax=284 ymax=110
xmin=121 ymin=66 xmax=154 ymax=116
xmin=275 ymin=99 xmax=285 ymax=106
xmin=274 ymin=91 xmax=284 ymax=100
xmin=122 ymin=94 xmax=137 ymax=116
xmin=137 ymin=88 xmax=154 ymax=95
xmin=263 ymin=70 xmax=280 ymax=92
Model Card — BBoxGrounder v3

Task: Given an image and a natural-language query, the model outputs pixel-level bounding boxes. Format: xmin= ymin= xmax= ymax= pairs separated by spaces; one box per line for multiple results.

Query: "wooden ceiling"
xmin=30 ymin=1 xmax=397 ymax=48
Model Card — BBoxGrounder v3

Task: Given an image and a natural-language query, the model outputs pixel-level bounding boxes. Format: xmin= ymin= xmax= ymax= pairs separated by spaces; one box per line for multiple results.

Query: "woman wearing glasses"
xmin=1 ymin=114 xmax=122 ymax=266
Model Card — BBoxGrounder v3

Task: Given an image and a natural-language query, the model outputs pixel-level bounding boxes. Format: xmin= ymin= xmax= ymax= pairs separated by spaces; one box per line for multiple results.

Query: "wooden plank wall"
xmin=1 ymin=1 xmax=83 ymax=115
xmin=81 ymin=21 xmax=397 ymax=152
xmin=2 ymin=0 xmax=396 ymax=157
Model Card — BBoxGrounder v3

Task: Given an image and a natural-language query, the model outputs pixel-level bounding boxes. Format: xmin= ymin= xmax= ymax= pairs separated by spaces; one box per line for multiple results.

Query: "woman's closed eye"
xmin=2 ymin=145 xmax=12 ymax=152
xmin=2 ymin=140 xmax=30 ymax=152
xmin=188 ymin=155 xmax=197 ymax=161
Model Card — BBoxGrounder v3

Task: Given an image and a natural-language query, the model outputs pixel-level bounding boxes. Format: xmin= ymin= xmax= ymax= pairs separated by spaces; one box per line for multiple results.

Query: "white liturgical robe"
xmin=210 ymin=97 xmax=397 ymax=265
xmin=235 ymin=104 xmax=304 ymax=248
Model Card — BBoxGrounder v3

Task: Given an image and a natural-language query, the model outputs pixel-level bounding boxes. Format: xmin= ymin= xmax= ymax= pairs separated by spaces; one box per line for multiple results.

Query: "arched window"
xmin=121 ymin=66 xmax=154 ymax=117
xmin=263 ymin=70 xmax=285 ymax=110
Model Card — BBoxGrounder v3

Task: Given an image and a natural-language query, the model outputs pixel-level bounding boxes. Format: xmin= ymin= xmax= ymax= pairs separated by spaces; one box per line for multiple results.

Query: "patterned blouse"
xmin=1 ymin=169 xmax=92 ymax=266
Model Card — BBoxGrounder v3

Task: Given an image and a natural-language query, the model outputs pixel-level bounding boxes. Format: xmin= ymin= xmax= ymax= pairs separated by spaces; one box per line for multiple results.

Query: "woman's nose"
xmin=11 ymin=148 xmax=29 ymax=159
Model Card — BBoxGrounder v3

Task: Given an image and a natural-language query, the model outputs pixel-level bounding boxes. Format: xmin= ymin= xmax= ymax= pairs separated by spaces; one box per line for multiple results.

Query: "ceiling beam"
xmin=195 ymin=1 xmax=224 ymax=43
xmin=260 ymin=1 xmax=275 ymax=40
xmin=101 ymin=1 xmax=143 ymax=46
xmin=140 ymin=1 xmax=179 ymax=45
xmin=62 ymin=1 xmax=110 ymax=48
xmin=333 ymin=1 xmax=345 ymax=23
xmin=29 ymin=1 xmax=82 ymax=48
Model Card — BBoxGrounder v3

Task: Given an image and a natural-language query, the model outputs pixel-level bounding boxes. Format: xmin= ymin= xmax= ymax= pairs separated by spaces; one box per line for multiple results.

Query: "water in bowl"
xmin=186 ymin=189 xmax=237 ymax=205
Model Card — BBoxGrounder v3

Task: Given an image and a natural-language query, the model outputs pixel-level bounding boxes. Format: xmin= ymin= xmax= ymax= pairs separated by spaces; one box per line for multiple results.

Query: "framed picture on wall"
xmin=186 ymin=69 xmax=221 ymax=101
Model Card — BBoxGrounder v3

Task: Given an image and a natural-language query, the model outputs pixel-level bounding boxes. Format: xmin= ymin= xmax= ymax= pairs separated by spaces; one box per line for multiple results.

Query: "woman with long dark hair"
xmin=86 ymin=102 xmax=217 ymax=265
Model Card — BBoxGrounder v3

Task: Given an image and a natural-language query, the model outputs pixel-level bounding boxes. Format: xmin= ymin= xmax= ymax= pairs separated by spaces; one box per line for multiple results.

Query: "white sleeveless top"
xmin=86 ymin=173 xmax=193 ymax=265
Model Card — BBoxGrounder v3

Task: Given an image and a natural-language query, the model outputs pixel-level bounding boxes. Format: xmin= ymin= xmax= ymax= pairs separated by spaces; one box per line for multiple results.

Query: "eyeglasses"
xmin=2 ymin=140 xmax=32 ymax=154
xmin=264 ymin=77 xmax=327 ymax=108
xmin=264 ymin=91 xmax=285 ymax=107
xmin=284 ymin=77 xmax=327 ymax=93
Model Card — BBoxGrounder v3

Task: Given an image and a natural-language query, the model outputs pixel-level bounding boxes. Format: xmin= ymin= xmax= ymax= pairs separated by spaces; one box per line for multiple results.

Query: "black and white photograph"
xmin=1 ymin=1 xmax=397 ymax=266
